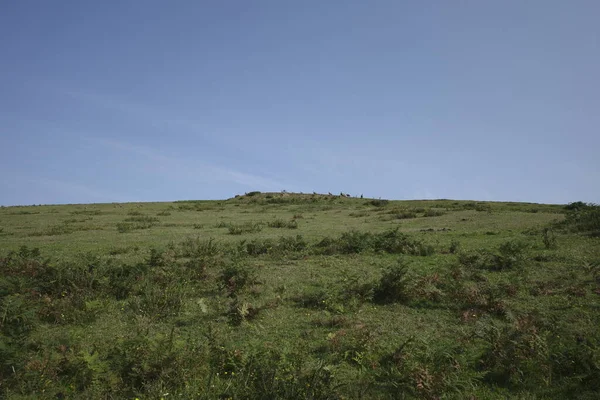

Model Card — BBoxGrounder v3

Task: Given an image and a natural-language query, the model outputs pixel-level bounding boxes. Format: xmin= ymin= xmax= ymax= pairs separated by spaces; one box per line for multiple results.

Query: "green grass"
xmin=0 ymin=193 xmax=598 ymax=399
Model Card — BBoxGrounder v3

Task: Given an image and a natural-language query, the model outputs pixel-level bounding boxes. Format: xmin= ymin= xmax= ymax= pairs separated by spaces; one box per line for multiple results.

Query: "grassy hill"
xmin=1 ymin=193 xmax=599 ymax=399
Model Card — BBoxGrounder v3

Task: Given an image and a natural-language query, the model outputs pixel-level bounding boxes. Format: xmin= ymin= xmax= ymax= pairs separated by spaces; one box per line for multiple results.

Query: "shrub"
xmin=372 ymin=228 xmax=431 ymax=255
xmin=227 ymin=222 xmax=263 ymax=235
xmin=542 ymin=228 xmax=557 ymax=249
xmin=327 ymin=324 xmax=376 ymax=365
xmin=268 ymin=218 xmax=287 ymax=228
xmin=476 ymin=317 xmax=551 ymax=389
xmin=117 ymin=216 xmax=158 ymax=232
xmin=559 ymin=203 xmax=600 ymax=237
xmin=336 ymin=230 xmax=373 ymax=254
xmin=227 ymin=297 xmax=261 ymax=325
xmin=373 ymin=259 xmax=412 ymax=304
xmin=292 ymin=287 xmax=335 ymax=310
xmin=339 ymin=272 xmax=375 ymax=304
xmin=393 ymin=211 xmax=417 ymax=220
xmin=268 ymin=219 xmax=298 ymax=229
xmin=312 ymin=229 xmax=433 ymax=256
xmin=449 ymin=239 xmax=461 ymax=254
xmin=492 ymin=240 xmax=527 ymax=271
xmin=211 ymin=347 xmax=338 ymax=399
xmin=277 ymin=235 xmax=307 ymax=253
xmin=178 ymin=237 xmax=220 ymax=258
xmin=218 ymin=263 xmax=257 ymax=297
xmin=564 ymin=201 xmax=588 ymax=211
xmin=458 ymin=240 xmax=527 ymax=272
xmin=146 ymin=248 xmax=164 ymax=268
xmin=368 ymin=199 xmax=389 ymax=207
xmin=424 ymin=209 xmax=446 ymax=217
xmin=243 ymin=239 xmax=273 ymax=256
xmin=246 ymin=191 xmax=261 ymax=197
xmin=127 ymin=278 xmax=188 ymax=320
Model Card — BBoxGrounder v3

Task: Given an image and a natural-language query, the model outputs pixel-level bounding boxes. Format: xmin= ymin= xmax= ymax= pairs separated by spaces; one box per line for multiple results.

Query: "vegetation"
xmin=0 ymin=193 xmax=598 ymax=399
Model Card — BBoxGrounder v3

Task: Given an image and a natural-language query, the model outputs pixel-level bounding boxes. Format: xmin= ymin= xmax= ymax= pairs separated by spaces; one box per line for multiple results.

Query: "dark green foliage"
xmin=476 ymin=316 xmax=551 ymax=390
xmin=339 ymin=272 xmax=375 ymax=304
xmin=393 ymin=211 xmax=417 ymax=219
xmin=243 ymin=238 xmax=273 ymax=256
xmin=268 ymin=218 xmax=298 ymax=229
xmin=212 ymin=348 xmax=338 ymax=399
xmin=70 ymin=209 xmax=103 ymax=216
xmin=368 ymin=199 xmax=389 ymax=207
xmin=227 ymin=221 xmax=263 ymax=235
xmin=117 ymin=215 xmax=159 ymax=232
xmin=241 ymin=235 xmax=308 ymax=256
xmin=542 ymin=227 xmax=557 ymax=249
xmin=458 ymin=240 xmax=527 ymax=272
xmin=314 ymin=228 xmax=434 ymax=256
xmin=277 ymin=235 xmax=308 ymax=253
xmin=219 ymin=263 xmax=257 ymax=296
xmin=293 ymin=287 xmax=332 ymax=310
xmin=559 ymin=203 xmax=600 ymax=236
xmin=336 ymin=231 xmax=373 ymax=254
xmin=373 ymin=259 xmax=412 ymax=304
xmin=549 ymin=330 xmax=600 ymax=397
xmin=424 ymin=209 xmax=445 ymax=217
xmin=146 ymin=248 xmax=164 ymax=268
xmin=564 ymin=201 xmax=588 ymax=211
xmin=246 ymin=191 xmax=261 ymax=197
xmin=178 ymin=237 xmax=220 ymax=258
xmin=449 ymin=239 xmax=461 ymax=254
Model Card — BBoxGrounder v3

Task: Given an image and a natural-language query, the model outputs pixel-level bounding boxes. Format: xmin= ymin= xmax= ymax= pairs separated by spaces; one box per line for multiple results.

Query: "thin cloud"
xmin=60 ymin=88 xmax=219 ymax=140
xmin=34 ymin=178 xmax=126 ymax=204
xmin=88 ymin=137 xmax=289 ymax=191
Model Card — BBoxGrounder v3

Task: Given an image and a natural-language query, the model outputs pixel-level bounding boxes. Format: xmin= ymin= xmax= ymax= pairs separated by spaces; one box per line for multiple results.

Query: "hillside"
xmin=1 ymin=193 xmax=599 ymax=399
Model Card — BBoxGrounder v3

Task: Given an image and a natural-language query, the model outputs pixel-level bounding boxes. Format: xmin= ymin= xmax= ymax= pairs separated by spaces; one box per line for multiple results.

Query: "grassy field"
xmin=1 ymin=193 xmax=599 ymax=399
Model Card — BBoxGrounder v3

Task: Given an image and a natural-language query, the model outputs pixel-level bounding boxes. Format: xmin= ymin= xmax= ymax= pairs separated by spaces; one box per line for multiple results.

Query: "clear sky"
xmin=1 ymin=1 xmax=599 ymax=206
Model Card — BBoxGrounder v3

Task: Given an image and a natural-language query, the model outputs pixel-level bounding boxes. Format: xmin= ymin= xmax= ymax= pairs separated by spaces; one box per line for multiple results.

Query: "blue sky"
xmin=1 ymin=1 xmax=598 ymax=206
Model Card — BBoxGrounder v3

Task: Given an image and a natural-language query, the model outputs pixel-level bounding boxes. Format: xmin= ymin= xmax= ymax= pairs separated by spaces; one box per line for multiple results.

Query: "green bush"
xmin=542 ymin=228 xmax=557 ymax=249
xmin=268 ymin=218 xmax=298 ymax=229
xmin=493 ymin=240 xmax=527 ymax=271
xmin=373 ymin=259 xmax=412 ymax=304
xmin=228 ymin=222 xmax=263 ymax=235
xmin=268 ymin=218 xmax=287 ymax=228
xmin=312 ymin=229 xmax=433 ymax=256
xmin=458 ymin=240 xmax=527 ymax=271
xmin=218 ymin=263 xmax=257 ymax=297
xmin=560 ymin=203 xmax=600 ymax=236
xmin=117 ymin=215 xmax=158 ymax=232
xmin=393 ymin=211 xmax=417 ymax=219
xmin=368 ymin=199 xmax=389 ymax=207
xmin=372 ymin=228 xmax=432 ymax=255
xmin=449 ymin=239 xmax=461 ymax=254
xmin=243 ymin=238 xmax=273 ymax=256
xmin=292 ymin=287 xmax=336 ymax=311
xmin=277 ymin=235 xmax=307 ymax=253
xmin=336 ymin=230 xmax=373 ymax=254
xmin=476 ymin=317 xmax=551 ymax=390
xmin=424 ymin=209 xmax=446 ymax=217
